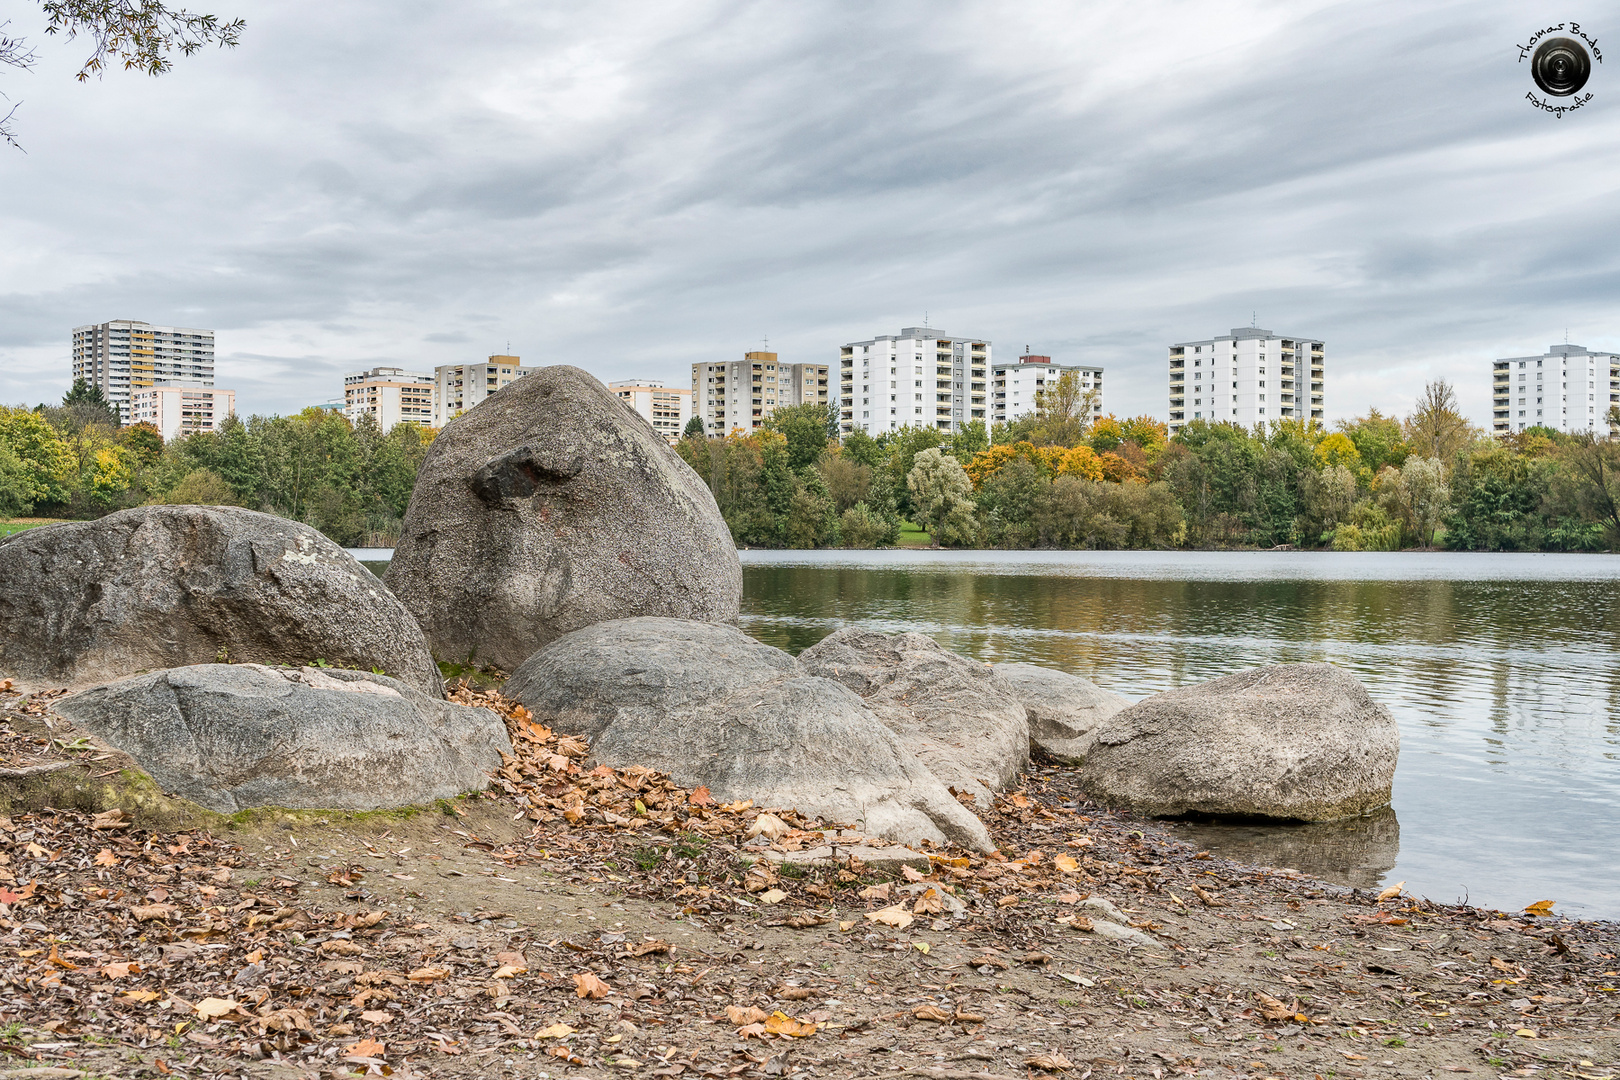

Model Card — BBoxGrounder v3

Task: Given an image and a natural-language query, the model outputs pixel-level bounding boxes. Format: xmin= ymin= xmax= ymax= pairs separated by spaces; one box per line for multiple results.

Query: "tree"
xmin=682 ymin=415 xmax=706 ymax=439
xmin=4 ymin=1 xmax=244 ymax=148
xmin=1379 ymin=456 xmax=1451 ymax=548
xmin=906 ymin=447 xmax=977 ymax=546
xmin=764 ymin=402 xmax=833 ymax=472
xmin=119 ymin=420 xmax=163 ymax=465
xmin=58 ymin=377 xmax=120 ymax=429
xmin=1559 ymin=433 xmax=1620 ymax=544
xmin=1405 ymin=381 xmax=1472 ymax=466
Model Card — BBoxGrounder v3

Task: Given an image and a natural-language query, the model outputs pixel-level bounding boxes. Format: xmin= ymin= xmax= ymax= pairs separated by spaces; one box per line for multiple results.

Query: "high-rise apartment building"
xmin=343 ymin=366 xmax=435 ymax=430
xmin=836 ymin=328 xmax=990 ymax=436
xmin=609 ymin=380 xmax=692 ymax=443
xmin=991 ymin=355 xmax=1103 ymax=426
xmin=1492 ymin=344 xmax=1620 ymax=436
xmin=1168 ymin=328 xmax=1323 ymax=437
xmin=690 ymin=351 xmax=830 ymax=434
xmin=71 ymin=320 xmax=216 ymax=424
xmin=433 ymin=355 xmax=530 ymax=425
xmin=130 ymin=387 xmax=237 ymax=442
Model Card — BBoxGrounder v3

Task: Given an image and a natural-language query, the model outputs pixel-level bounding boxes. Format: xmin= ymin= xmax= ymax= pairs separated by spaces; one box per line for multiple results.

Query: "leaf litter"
xmin=0 ymin=680 xmax=1618 ymax=1078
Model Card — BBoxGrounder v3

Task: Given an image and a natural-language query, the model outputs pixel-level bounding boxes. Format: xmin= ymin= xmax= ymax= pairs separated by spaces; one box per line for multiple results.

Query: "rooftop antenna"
xmin=762 ymin=335 xmax=769 ymax=352
xmin=1252 ymin=310 xmax=1257 ymax=329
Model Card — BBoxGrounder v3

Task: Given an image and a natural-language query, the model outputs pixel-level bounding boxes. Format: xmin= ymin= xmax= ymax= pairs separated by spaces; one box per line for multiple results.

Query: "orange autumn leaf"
xmin=1053 ymin=855 xmax=1080 ymax=874
xmin=763 ymin=1011 xmax=818 ymax=1037
xmin=1524 ymin=900 xmax=1555 ymax=916
xmin=344 ymin=1038 xmax=386 ymax=1059
xmin=102 ymin=961 xmax=141 ymax=979
xmin=93 ymin=848 xmax=119 ymax=867
xmin=573 ymin=971 xmax=612 ymax=999
xmin=688 ymin=786 xmax=716 ymax=808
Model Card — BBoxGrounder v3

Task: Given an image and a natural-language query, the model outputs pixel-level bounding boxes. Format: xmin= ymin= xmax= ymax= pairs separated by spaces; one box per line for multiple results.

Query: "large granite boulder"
xmin=384 ymin=367 xmax=741 ymax=671
xmin=507 ymin=618 xmax=991 ymax=851
xmin=994 ymin=662 xmax=1131 ymax=763
xmin=798 ymin=628 xmax=1029 ymax=808
xmin=1075 ymin=663 xmax=1399 ymax=821
xmin=0 ymin=507 xmax=442 ymax=696
xmin=52 ymin=665 xmax=511 ymax=813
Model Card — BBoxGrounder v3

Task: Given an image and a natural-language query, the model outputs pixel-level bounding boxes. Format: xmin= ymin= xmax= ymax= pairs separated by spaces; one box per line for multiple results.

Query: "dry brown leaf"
xmin=101 ymin=961 xmax=140 ymax=979
xmin=1026 ymin=1052 xmax=1073 ymax=1071
xmin=344 ymin=1037 xmax=386 ymax=1060
xmin=1053 ymin=854 xmax=1080 ymax=874
xmin=194 ymin=997 xmax=238 ymax=1020
xmin=776 ymin=986 xmax=812 ymax=1001
xmin=535 ymin=1022 xmax=576 ymax=1039
xmin=1524 ymin=899 xmax=1555 ymax=916
xmin=954 ymin=1008 xmax=986 ymax=1023
xmin=93 ymin=848 xmax=119 ymax=867
xmin=627 ymin=940 xmax=670 ymax=957
xmin=1254 ymin=992 xmax=1297 ymax=1021
xmin=573 ymin=971 xmax=612 ymax=999
xmin=1375 ymin=880 xmax=1406 ymax=902
xmin=783 ymin=913 xmax=828 ymax=929
xmin=123 ymin=990 xmax=161 ymax=1003
xmin=745 ymin=812 xmax=790 ymax=840
xmin=912 ymin=1005 xmax=952 ymax=1022
xmin=726 ymin=1005 xmax=770 ymax=1025
xmin=857 ymin=883 xmax=891 ymax=901
xmin=901 ymin=865 xmax=928 ymax=882
xmin=130 ymin=903 xmax=178 ymax=922
xmin=1190 ymin=883 xmax=1221 ymax=906
xmin=90 ymin=808 xmax=131 ymax=830
xmin=996 ymin=895 xmax=1019 ymax=908
xmin=360 ymin=1009 xmax=393 ymax=1025
xmin=407 ymin=966 xmax=450 ymax=983
xmin=864 ymin=903 xmax=914 ymax=929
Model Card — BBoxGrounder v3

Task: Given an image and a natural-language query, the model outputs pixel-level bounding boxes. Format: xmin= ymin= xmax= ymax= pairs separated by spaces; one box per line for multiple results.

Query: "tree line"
xmin=6 ymin=374 xmax=1620 ymax=552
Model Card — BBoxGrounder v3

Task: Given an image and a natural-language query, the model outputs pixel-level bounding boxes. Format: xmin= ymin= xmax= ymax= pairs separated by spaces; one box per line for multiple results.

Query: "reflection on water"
xmin=1167 ymin=809 xmax=1401 ymax=891
xmin=739 ymin=550 xmax=1620 ymax=918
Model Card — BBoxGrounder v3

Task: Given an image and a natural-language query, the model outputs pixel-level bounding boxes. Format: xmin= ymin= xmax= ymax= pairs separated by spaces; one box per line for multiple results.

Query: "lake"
xmin=354 ymin=548 xmax=1620 ymax=920
xmin=740 ymin=550 xmax=1620 ymax=920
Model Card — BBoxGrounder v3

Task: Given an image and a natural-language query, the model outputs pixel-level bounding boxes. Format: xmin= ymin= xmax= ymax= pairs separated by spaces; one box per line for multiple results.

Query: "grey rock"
xmin=994 ymin=662 xmax=1131 ymax=763
xmin=507 ymin=618 xmax=992 ymax=851
xmin=505 ymin=617 xmax=796 ymax=741
xmin=758 ymin=844 xmax=931 ymax=874
xmin=1076 ymin=663 xmax=1400 ymax=821
xmin=52 ymin=664 xmax=511 ymax=813
xmin=384 ymin=366 xmax=740 ymax=670
xmin=798 ymin=628 xmax=1030 ymax=808
xmin=0 ymin=506 xmax=442 ymax=697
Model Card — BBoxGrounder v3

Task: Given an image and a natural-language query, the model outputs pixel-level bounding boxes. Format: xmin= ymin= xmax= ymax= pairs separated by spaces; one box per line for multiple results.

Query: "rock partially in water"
xmin=994 ymin=662 xmax=1131 ymax=763
xmin=1076 ymin=663 xmax=1399 ymax=822
xmin=0 ymin=506 xmax=442 ymax=696
xmin=384 ymin=366 xmax=740 ymax=671
xmin=507 ymin=618 xmax=992 ymax=851
xmin=1169 ymin=807 xmax=1401 ymax=891
xmin=52 ymin=664 xmax=511 ymax=813
xmin=799 ymin=628 xmax=1029 ymax=808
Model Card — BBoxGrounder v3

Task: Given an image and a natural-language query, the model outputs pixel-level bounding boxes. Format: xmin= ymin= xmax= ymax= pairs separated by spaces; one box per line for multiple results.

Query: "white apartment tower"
xmin=71 ymin=320 xmax=216 ymax=424
xmin=610 ymin=380 xmax=692 ymax=443
xmin=1493 ymin=344 xmax=1620 ymax=436
xmin=130 ymin=387 xmax=236 ymax=441
xmin=837 ymin=327 xmax=990 ymax=436
xmin=1168 ymin=328 xmax=1323 ymax=437
xmin=690 ymin=351 xmax=830 ymax=434
xmin=433 ymin=355 xmax=531 ymax=425
xmin=343 ymin=366 xmax=435 ymax=429
xmin=991 ymin=354 xmax=1103 ymax=426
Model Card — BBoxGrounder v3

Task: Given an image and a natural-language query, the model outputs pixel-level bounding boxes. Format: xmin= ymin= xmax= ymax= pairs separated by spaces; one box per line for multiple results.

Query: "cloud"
xmin=1 ymin=0 xmax=1616 ymax=426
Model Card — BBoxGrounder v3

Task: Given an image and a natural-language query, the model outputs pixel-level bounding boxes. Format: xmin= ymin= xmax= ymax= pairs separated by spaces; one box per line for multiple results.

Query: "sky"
xmin=2 ymin=0 xmax=1618 ymax=428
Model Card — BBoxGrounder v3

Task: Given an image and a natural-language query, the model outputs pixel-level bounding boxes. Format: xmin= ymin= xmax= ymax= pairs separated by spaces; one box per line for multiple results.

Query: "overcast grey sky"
xmin=2 ymin=0 xmax=1616 ymax=427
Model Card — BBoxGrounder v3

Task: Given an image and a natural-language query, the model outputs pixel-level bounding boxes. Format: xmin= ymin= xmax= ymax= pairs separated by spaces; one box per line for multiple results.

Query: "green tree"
xmin=883 ymin=425 xmax=945 ymax=518
xmin=906 ymin=447 xmax=978 ymax=546
xmin=765 ymin=402 xmax=834 ymax=471
xmin=840 ymin=428 xmax=887 ymax=469
xmin=1405 ymin=381 xmax=1473 ymax=467
xmin=683 ymin=415 xmax=706 ymax=439
xmin=119 ymin=420 xmax=163 ymax=465
xmin=156 ymin=466 xmax=236 ymax=506
xmin=948 ymin=419 xmax=989 ymax=464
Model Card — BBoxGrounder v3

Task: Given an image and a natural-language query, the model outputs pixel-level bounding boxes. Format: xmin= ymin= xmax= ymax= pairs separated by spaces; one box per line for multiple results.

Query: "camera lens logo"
xmin=1519 ymin=23 xmax=1601 ymax=117
xmin=1531 ymin=36 xmax=1592 ymax=96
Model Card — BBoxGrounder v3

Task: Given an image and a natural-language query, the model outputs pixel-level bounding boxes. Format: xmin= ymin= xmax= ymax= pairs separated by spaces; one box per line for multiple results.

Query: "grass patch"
xmin=0 ymin=518 xmax=64 ymax=537
xmin=896 ymin=519 xmax=932 ymax=547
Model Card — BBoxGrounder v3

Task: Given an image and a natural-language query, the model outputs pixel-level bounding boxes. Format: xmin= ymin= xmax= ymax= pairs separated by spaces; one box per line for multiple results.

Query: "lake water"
xmin=739 ymin=550 xmax=1620 ymax=920
xmin=356 ymin=548 xmax=1620 ymax=919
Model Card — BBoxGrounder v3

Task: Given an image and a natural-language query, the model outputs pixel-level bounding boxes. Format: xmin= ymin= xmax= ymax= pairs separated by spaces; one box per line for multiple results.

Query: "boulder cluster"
xmin=0 ymin=365 xmax=1400 ymax=837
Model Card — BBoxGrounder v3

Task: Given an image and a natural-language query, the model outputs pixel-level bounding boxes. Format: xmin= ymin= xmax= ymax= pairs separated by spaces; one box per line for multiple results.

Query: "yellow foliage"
xmin=1055 ymin=445 xmax=1104 ymax=481
xmin=1314 ymin=432 xmax=1362 ymax=471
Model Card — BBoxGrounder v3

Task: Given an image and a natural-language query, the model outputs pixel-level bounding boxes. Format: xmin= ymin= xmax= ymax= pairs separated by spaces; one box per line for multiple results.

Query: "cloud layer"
xmin=2 ymin=0 xmax=1617 ymax=425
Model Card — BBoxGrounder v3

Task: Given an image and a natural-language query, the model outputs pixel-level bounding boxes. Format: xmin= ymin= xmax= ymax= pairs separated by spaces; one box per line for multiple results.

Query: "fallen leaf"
xmin=912 ymin=941 xmax=931 ymax=955
xmin=46 ymin=943 xmax=77 ymax=970
xmin=913 ymin=1005 xmax=952 ymax=1022
xmin=130 ymin=903 xmax=179 ymax=922
xmin=838 ymin=920 xmax=858 ymax=932
xmin=93 ymin=848 xmax=119 ymax=867
xmin=360 ymin=1009 xmax=393 ymax=1025
xmin=763 ymin=1010 xmax=817 ymax=1037
xmin=901 ymin=865 xmax=927 ymax=882
xmin=494 ymin=963 xmax=526 ymax=979
xmin=408 ymin=966 xmax=450 ymax=982
xmin=194 ymin=997 xmax=238 ymax=1020
xmin=726 ymin=1005 xmax=770 ymax=1025
xmin=627 ymin=940 xmax=669 ymax=957
xmin=574 ymin=971 xmax=612 ymax=999
xmin=1514 ymin=1028 xmax=1538 ymax=1038
xmin=865 ymin=904 xmax=914 ymax=929
xmin=954 ymin=1008 xmax=986 ymax=1023
xmin=123 ymin=990 xmax=161 ymax=1003
xmin=1376 ymin=880 xmax=1406 ymax=902
xmin=687 ymin=786 xmax=716 ymax=807
xmin=344 ymin=1037 xmax=386 ymax=1059
xmin=756 ymin=888 xmax=787 ymax=905
xmin=776 ymin=986 xmax=812 ymax=1001
xmin=90 ymin=808 xmax=131 ymax=830
xmin=1254 ymin=992 xmax=1297 ymax=1021
xmin=996 ymin=895 xmax=1019 ymax=908
xmin=746 ymin=813 xmax=790 ymax=840
xmin=102 ymin=961 xmax=140 ymax=979
xmin=857 ymin=883 xmax=891 ymax=901
xmin=1053 ymin=854 xmax=1080 ymax=874
xmin=535 ymin=1022 xmax=576 ymax=1039
xmin=1026 ymin=1052 xmax=1073 ymax=1071
xmin=1524 ymin=900 xmax=1555 ymax=917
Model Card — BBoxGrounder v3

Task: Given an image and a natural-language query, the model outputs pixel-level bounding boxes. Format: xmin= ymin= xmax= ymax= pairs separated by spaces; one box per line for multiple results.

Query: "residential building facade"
xmin=991 ymin=354 xmax=1103 ymax=426
xmin=71 ymin=320 xmax=216 ymax=424
xmin=690 ymin=351 xmax=830 ymax=434
xmin=1168 ymin=328 xmax=1323 ymax=437
xmin=837 ymin=328 xmax=990 ymax=436
xmin=130 ymin=386 xmax=236 ymax=442
xmin=433 ymin=355 xmax=530 ymax=425
xmin=609 ymin=380 xmax=692 ymax=443
xmin=1492 ymin=344 xmax=1620 ymax=435
xmin=343 ymin=366 xmax=435 ymax=430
